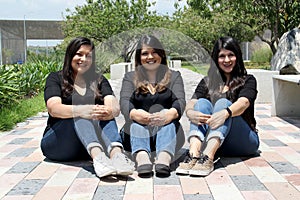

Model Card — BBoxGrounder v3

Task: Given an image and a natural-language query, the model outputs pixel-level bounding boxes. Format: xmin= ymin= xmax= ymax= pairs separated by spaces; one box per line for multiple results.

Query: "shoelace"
xmin=183 ymin=152 xmax=199 ymax=163
xmin=197 ymin=155 xmax=209 ymax=164
xmin=115 ymin=153 xmax=134 ymax=165
xmin=197 ymin=154 xmax=220 ymax=164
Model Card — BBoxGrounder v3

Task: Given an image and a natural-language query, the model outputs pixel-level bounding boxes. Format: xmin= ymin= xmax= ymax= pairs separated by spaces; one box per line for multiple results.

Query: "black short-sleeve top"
xmin=192 ymin=74 xmax=257 ymax=131
xmin=120 ymin=70 xmax=186 ymax=123
xmin=44 ymin=71 xmax=114 ymax=128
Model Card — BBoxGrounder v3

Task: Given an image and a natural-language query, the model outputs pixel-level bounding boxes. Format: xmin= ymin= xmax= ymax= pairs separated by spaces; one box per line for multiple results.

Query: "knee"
xmin=130 ymin=122 xmax=144 ymax=131
xmin=194 ymin=98 xmax=213 ymax=113
xmin=215 ymin=98 xmax=232 ymax=108
xmin=130 ymin=122 xmax=149 ymax=137
xmin=195 ymin=98 xmax=211 ymax=107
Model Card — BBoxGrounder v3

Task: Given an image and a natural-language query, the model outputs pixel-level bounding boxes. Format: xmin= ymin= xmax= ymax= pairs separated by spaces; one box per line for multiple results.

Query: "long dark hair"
xmin=134 ymin=35 xmax=171 ymax=94
xmin=208 ymin=36 xmax=247 ymax=103
xmin=61 ymin=37 xmax=102 ymax=99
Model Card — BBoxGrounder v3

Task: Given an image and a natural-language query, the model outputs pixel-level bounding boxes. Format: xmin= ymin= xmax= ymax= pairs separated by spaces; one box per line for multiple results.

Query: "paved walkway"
xmin=0 ymin=68 xmax=300 ymax=200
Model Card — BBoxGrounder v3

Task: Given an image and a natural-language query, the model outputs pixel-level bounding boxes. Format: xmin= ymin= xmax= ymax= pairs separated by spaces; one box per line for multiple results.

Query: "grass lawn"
xmin=0 ymin=92 xmax=46 ymax=131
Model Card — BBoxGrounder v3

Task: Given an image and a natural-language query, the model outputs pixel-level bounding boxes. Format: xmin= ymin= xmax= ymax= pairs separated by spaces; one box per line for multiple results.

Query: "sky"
xmin=0 ymin=0 xmax=187 ymax=46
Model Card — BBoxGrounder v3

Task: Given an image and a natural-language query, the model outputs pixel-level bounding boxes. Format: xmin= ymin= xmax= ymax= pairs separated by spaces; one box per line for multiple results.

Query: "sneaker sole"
xmin=116 ymin=169 xmax=134 ymax=176
xmin=175 ymin=168 xmax=190 ymax=175
xmin=96 ymin=168 xmax=117 ymax=178
xmin=189 ymin=169 xmax=212 ymax=176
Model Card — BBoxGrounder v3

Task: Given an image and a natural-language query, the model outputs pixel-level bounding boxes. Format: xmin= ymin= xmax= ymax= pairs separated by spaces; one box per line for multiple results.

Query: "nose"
xmin=80 ymin=55 xmax=87 ymax=61
xmin=224 ymin=55 xmax=231 ymax=62
xmin=147 ymin=53 xmax=154 ymax=59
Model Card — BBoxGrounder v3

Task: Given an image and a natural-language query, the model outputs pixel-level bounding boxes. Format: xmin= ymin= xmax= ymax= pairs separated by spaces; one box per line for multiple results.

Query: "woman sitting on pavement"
xmin=41 ymin=37 xmax=134 ymax=178
xmin=120 ymin=35 xmax=186 ymax=177
xmin=176 ymin=36 xmax=260 ymax=176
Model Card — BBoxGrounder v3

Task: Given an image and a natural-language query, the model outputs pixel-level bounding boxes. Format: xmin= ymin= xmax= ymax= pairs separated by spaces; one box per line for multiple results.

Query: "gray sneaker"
xmin=93 ymin=152 xmax=116 ymax=178
xmin=189 ymin=154 xmax=214 ymax=176
xmin=111 ymin=152 xmax=135 ymax=176
xmin=176 ymin=152 xmax=199 ymax=175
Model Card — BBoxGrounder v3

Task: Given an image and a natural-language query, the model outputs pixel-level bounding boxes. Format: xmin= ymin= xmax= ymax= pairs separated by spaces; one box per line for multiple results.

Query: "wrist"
xmin=185 ymin=108 xmax=193 ymax=115
xmin=72 ymin=105 xmax=81 ymax=117
xmin=225 ymin=107 xmax=232 ymax=118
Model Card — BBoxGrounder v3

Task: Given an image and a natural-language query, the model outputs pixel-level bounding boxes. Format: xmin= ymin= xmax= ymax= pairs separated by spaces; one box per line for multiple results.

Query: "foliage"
xmin=19 ymin=56 xmax=62 ymax=96
xmin=251 ymin=48 xmax=273 ymax=63
xmin=171 ymin=4 xmax=255 ymax=55
xmin=186 ymin=0 xmax=300 ymax=54
xmin=0 ymin=54 xmax=62 ymax=109
xmin=61 ymin=0 xmax=178 ymax=71
xmin=0 ymin=65 xmax=21 ymax=107
xmin=62 ymin=0 xmax=162 ymax=42
xmin=244 ymin=62 xmax=271 ymax=70
xmin=0 ymin=92 xmax=45 ymax=131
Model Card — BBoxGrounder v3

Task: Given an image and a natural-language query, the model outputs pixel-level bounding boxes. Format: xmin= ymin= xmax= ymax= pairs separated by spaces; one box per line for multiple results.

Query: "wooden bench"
xmin=271 ymin=75 xmax=300 ymax=117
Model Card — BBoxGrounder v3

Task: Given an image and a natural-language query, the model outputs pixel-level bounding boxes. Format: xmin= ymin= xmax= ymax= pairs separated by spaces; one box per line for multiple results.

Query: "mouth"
xmin=146 ymin=60 xmax=157 ymax=64
xmin=223 ymin=62 xmax=233 ymax=67
xmin=78 ymin=63 xmax=88 ymax=68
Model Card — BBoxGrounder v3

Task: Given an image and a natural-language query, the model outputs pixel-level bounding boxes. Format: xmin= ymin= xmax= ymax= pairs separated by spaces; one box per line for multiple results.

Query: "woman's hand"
xmin=149 ymin=108 xmax=178 ymax=126
xmin=92 ymin=105 xmax=114 ymax=120
xmin=206 ymin=109 xmax=228 ymax=129
xmin=129 ymin=109 xmax=152 ymax=125
xmin=73 ymin=105 xmax=95 ymax=119
xmin=186 ymin=109 xmax=211 ymax=125
xmin=149 ymin=111 xmax=167 ymax=126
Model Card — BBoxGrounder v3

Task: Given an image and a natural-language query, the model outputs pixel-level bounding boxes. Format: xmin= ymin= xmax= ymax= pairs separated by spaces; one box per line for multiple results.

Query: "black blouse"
xmin=120 ymin=70 xmax=186 ymax=122
xmin=192 ymin=74 xmax=258 ymax=131
xmin=44 ymin=71 xmax=114 ymax=128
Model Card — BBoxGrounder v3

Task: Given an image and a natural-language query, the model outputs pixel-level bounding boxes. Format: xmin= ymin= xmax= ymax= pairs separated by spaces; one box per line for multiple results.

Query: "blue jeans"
xmin=41 ymin=118 xmax=122 ymax=161
xmin=188 ymin=98 xmax=259 ymax=156
xmin=130 ymin=122 xmax=177 ymax=157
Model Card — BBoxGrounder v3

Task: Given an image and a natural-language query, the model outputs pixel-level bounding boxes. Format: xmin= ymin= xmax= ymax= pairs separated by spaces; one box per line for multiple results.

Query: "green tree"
xmin=186 ymin=0 xmax=300 ymax=54
xmin=171 ymin=4 xmax=254 ymax=54
xmin=61 ymin=0 xmax=174 ymax=70
xmin=62 ymin=0 xmax=162 ymax=42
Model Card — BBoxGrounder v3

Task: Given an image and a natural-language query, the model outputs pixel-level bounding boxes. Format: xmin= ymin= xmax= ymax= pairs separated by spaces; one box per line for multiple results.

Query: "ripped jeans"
xmin=41 ymin=118 xmax=123 ymax=161
xmin=188 ymin=98 xmax=259 ymax=156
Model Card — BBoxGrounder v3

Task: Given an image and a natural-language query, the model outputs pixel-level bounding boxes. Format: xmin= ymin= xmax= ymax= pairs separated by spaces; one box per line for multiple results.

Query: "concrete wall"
xmin=247 ymin=69 xmax=279 ymax=103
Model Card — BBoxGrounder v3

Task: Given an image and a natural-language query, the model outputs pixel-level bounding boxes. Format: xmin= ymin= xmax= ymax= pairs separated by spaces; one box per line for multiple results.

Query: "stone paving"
xmin=0 ymin=68 xmax=300 ymax=200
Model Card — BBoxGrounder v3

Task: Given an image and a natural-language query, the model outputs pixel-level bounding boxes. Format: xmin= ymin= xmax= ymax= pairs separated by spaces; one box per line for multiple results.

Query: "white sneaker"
xmin=111 ymin=152 xmax=135 ymax=176
xmin=93 ymin=152 xmax=116 ymax=178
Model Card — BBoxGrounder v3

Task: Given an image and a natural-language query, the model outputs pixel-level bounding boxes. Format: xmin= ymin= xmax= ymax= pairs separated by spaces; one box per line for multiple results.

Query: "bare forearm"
xmin=49 ymin=104 xmax=91 ymax=119
xmin=228 ymin=97 xmax=249 ymax=117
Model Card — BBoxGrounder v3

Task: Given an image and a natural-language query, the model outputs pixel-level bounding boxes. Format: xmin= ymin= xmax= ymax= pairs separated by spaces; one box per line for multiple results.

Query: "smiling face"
xmin=71 ymin=44 xmax=93 ymax=76
xmin=218 ymin=48 xmax=237 ymax=77
xmin=140 ymin=44 xmax=162 ymax=72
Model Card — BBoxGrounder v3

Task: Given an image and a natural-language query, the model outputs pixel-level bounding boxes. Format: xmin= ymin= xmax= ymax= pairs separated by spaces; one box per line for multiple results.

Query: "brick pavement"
xmin=0 ymin=68 xmax=300 ymax=200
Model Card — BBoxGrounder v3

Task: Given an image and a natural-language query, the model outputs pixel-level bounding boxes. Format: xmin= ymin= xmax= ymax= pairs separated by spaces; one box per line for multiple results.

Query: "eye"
xmin=228 ymin=53 xmax=235 ymax=58
xmin=218 ymin=54 xmax=226 ymax=59
xmin=141 ymin=52 xmax=149 ymax=56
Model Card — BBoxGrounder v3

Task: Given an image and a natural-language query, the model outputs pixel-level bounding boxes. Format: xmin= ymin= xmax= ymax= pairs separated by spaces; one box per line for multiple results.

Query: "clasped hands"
xmin=77 ymin=104 xmax=113 ymax=120
xmin=187 ymin=109 xmax=228 ymax=129
xmin=91 ymin=104 xmax=113 ymax=120
xmin=131 ymin=109 xmax=169 ymax=126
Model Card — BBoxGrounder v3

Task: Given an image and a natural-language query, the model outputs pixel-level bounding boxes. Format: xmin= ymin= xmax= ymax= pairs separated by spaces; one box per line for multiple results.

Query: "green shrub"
xmin=0 ymin=65 xmax=22 ymax=108
xmin=251 ymin=47 xmax=273 ymax=63
xmin=19 ymin=57 xmax=62 ymax=96
xmin=0 ymin=55 xmax=62 ymax=109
